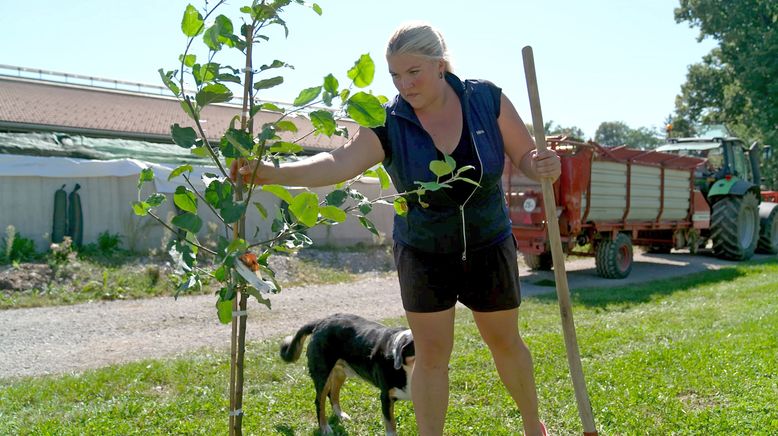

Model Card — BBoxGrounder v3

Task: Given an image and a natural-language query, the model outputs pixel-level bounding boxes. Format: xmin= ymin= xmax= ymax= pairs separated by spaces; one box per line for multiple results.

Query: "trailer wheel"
xmin=523 ymin=252 xmax=553 ymax=271
xmin=757 ymin=208 xmax=778 ymax=254
xmin=711 ymin=192 xmax=759 ymax=260
xmin=595 ymin=233 xmax=633 ymax=279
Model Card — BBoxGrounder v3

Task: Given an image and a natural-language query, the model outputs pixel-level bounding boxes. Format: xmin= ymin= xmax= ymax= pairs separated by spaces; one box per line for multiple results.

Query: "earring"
xmin=439 ymin=72 xmax=444 ymax=79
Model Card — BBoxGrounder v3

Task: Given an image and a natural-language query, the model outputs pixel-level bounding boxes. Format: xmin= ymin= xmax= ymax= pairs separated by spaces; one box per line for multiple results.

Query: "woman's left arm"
xmin=497 ymin=93 xmax=561 ymax=182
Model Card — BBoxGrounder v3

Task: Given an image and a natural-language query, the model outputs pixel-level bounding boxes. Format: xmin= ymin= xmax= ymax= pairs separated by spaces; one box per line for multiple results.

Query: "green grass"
xmin=1 ymin=259 xmax=776 ymax=434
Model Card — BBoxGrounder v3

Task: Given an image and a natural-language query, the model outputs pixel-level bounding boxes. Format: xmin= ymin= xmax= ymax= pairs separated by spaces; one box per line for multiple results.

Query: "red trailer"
xmin=503 ymin=137 xmax=709 ymax=278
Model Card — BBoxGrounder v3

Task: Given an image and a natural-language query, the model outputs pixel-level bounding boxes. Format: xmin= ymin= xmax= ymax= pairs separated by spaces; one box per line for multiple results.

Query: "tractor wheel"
xmin=595 ymin=233 xmax=633 ymax=279
xmin=757 ymin=208 xmax=778 ymax=254
xmin=710 ymin=192 xmax=760 ymax=260
xmin=523 ymin=252 xmax=553 ymax=271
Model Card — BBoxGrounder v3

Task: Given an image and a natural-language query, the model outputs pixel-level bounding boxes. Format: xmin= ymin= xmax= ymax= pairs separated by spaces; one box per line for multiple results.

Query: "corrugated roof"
xmin=0 ymin=74 xmax=357 ymax=155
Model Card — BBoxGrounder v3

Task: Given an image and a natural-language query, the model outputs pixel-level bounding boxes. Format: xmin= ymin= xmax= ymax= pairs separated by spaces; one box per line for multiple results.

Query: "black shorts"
xmin=393 ymin=235 xmax=522 ymax=313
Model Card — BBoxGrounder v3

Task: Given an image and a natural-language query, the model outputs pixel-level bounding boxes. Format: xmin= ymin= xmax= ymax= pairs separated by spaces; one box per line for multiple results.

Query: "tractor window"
xmin=730 ymin=142 xmax=751 ymax=180
xmin=706 ymin=147 xmax=724 ymax=171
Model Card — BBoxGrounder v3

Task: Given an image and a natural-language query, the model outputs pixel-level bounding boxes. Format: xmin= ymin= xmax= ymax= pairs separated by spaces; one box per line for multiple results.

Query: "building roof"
xmin=0 ymin=69 xmax=358 ymax=161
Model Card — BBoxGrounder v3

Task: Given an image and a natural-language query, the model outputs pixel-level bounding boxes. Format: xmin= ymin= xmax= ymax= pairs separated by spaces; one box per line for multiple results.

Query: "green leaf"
xmin=180 ymin=100 xmax=199 ymax=120
xmin=259 ymin=60 xmax=291 ymax=72
xmin=205 ymin=180 xmax=233 ymax=209
xmin=192 ymin=62 xmax=219 ymax=85
xmin=358 ymin=216 xmax=379 ymax=236
xmin=224 ymin=128 xmax=254 ymax=157
xmin=216 ymin=296 xmax=233 ymax=324
xmin=257 ymin=102 xmax=284 ymax=113
xmin=319 ymin=205 xmax=346 ymax=223
xmin=202 ymin=15 xmax=234 ymax=51
xmin=254 ymin=76 xmax=284 ymax=90
xmin=268 ymin=141 xmax=303 ymax=154
xmin=444 ymin=154 xmax=456 ymax=169
xmin=289 ymin=192 xmax=320 ymax=227
xmin=138 ymin=168 xmax=154 ymax=188
xmin=146 ymin=193 xmax=166 ymax=208
xmin=172 ymin=212 xmax=203 ymax=233
xmin=323 ymin=74 xmax=338 ymax=94
xmin=375 ymin=166 xmax=391 ymax=190
xmin=174 ymin=186 xmax=198 ymax=213
xmin=312 ymin=3 xmax=322 ymax=15
xmin=417 ymin=181 xmax=451 ymax=192
xmin=358 ymin=201 xmax=372 ymax=215
xmin=325 ymin=189 xmax=347 ymax=207
xmin=181 ymin=4 xmax=205 ymax=37
xmin=309 ymin=110 xmax=336 ymax=136
xmin=253 ymin=202 xmax=268 ymax=219
xmin=171 ymin=123 xmax=198 ymax=149
xmin=393 ymin=197 xmax=408 ymax=216
xmin=429 ymin=160 xmax=454 ymax=177
xmin=169 ymin=164 xmax=194 ymax=181
xmin=179 ymin=54 xmax=196 ymax=68
xmin=158 ymin=69 xmax=180 ymax=96
xmin=347 ymin=54 xmax=375 ymax=88
xmin=458 ymin=177 xmax=480 ymax=187
xmin=195 ymin=83 xmax=233 ymax=107
xmin=293 ymin=86 xmax=322 ymax=106
xmin=262 ymin=184 xmax=294 ymax=204
xmin=132 ymin=201 xmax=150 ymax=216
xmin=346 ymin=92 xmax=386 ymax=128
xmin=220 ymin=202 xmax=246 ymax=224
xmin=275 ymin=120 xmax=298 ymax=132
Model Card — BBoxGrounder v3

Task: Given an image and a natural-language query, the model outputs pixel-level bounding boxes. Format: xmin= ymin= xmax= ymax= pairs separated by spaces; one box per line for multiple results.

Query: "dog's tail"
xmin=279 ymin=319 xmax=318 ymax=363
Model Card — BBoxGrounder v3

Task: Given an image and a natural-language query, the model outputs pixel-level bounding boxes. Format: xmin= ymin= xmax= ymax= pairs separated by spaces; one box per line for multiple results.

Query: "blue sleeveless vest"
xmin=382 ymin=73 xmax=511 ymax=257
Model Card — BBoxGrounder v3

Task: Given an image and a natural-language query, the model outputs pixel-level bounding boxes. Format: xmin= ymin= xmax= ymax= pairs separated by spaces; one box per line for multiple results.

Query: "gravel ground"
xmin=1 ymin=249 xmax=771 ymax=380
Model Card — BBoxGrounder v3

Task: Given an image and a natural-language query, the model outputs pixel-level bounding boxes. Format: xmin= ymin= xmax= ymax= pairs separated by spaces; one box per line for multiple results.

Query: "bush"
xmin=1 ymin=225 xmax=38 ymax=264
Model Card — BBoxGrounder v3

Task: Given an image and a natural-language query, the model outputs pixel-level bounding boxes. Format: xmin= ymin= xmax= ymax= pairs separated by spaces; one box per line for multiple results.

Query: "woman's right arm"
xmin=237 ymin=126 xmax=386 ymax=188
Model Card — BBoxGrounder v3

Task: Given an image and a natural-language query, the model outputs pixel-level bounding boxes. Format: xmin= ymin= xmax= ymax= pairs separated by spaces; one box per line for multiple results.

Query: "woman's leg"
xmin=405 ymin=308 xmax=456 ymax=436
xmin=472 ymin=308 xmax=544 ymax=436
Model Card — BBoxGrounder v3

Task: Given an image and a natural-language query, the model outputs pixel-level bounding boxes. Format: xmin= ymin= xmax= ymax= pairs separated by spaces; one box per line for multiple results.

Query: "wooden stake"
xmin=521 ymin=45 xmax=598 ymax=436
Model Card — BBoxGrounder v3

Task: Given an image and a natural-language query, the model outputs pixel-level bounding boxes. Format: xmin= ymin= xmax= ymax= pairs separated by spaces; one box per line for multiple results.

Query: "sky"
xmin=0 ymin=0 xmax=717 ymax=139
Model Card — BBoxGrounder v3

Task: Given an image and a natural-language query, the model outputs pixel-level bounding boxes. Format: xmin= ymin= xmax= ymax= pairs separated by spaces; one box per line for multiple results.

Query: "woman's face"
xmin=387 ymin=53 xmax=444 ymax=110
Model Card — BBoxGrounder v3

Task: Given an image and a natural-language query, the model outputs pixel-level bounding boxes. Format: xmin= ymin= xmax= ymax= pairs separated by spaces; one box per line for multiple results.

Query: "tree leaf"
xmin=179 ymin=54 xmax=196 ymax=67
xmin=268 ymin=141 xmax=303 ymax=154
xmin=293 ymin=86 xmax=322 ymax=106
xmin=325 ymin=189 xmax=347 ymax=207
xmin=319 ymin=205 xmax=346 ymax=223
xmin=216 ymin=295 xmax=233 ymax=324
xmin=254 ymin=76 xmax=284 ymax=90
xmin=346 ymin=92 xmax=386 ymax=128
xmin=169 ymin=164 xmax=194 ymax=181
xmin=312 ymin=3 xmax=322 ymax=15
xmin=358 ymin=216 xmax=379 ymax=236
xmin=323 ymin=74 xmax=338 ymax=94
xmin=417 ymin=181 xmax=451 ymax=191
xmin=275 ymin=120 xmax=298 ymax=132
xmin=146 ymin=193 xmax=167 ymax=208
xmin=309 ymin=110 xmax=336 ymax=136
xmin=259 ymin=60 xmax=291 ymax=72
xmin=393 ymin=197 xmax=408 ymax=216
xmin=220 ymin=202 xmax=246 ymax=224
xmin=174 ymin=186 xmax=198 ymax=213
xmin=158 ymin=69 xmax=180 ymax=96
xmin=195 ymin=83 xmax=233 ymax=107
xmin=253 ymin=202 xmax=268 ymax=219
xmin=375 ymin=165 xmax=391 ymax=190
xmin=181 ymin=4 xmax=205 ymax=37
xmin=192 ymin=62 xmax=219 ymax=85
xmin=171 ymin=123 xmax=198 ymax=149
xmin=429 ymin=160 xmax=454 ymax=177
xmin=257 ymin=102 xmax=284 ymax=113
xmin=138 ymin=168 xmax=154 ymax=188
xmin=205 ymin=180 xmax=232 ymax=209
xmin=262 ymin=184 xmax=294 ymax=204
xmin=172 ymin=212 xmax=203 ymax=234
xmin=289 ymin=192 xmax=320 ymax=227
xmin=347 ymin=54 xmax=375 ymax=88
xmin=131 ymin=201 xmax=149 ymax=216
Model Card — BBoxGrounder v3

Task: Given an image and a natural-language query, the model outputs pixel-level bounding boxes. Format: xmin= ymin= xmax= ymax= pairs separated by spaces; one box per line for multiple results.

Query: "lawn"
xmin=1 ymin=259 xmax=776 ymax=435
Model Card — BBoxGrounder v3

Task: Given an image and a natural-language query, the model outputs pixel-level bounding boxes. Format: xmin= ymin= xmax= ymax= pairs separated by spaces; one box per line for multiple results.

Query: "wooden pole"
xmin=521 ymin=45 xmax=598 ymax=436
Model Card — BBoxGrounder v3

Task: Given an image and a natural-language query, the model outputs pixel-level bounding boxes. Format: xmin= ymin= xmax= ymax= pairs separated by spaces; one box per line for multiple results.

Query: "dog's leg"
xmin=380 ymin=391 xmax=398 ymax=436
xmin=328 ymin=364 xmax=351 ymax=421
xmin=316 ymin=373 xmax=334 ymax=435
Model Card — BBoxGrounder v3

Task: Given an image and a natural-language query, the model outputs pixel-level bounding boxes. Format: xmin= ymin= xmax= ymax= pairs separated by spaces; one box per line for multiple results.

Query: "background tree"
xmin=594 ymin=121 xmax=631 ymax=147
xmin=525 ymin=120 xmax=586 ymax=142
xmin=671 ymin=0 xmax=777 ymax=188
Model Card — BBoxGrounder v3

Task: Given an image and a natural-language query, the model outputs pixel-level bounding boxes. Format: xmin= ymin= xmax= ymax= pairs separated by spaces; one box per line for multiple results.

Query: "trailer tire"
xmin=757 ymin=208 xmax=778 ymax=254
xmin=711 ymin=192 xmax=759 ymax=260
xmin=595 ymin=233 xmax=633 ymax=279
xmin=523 ymin=252 xmax=553 ymax=271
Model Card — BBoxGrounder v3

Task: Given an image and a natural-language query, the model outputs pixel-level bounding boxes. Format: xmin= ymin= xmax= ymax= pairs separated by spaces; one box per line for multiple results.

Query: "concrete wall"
xmin=0 ymin=174 xmax=396 ymax=254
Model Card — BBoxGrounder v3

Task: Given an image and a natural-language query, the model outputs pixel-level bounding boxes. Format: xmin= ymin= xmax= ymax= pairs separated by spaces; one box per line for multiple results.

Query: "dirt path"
xmin=1 ymin=251 xmax=771 ymax=379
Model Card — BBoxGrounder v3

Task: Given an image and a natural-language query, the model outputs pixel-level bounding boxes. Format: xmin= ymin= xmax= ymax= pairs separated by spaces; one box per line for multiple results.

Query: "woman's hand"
xmin=229 ymin=158 xmax=275 ymax=185
xmin=530 ymin=148 xmax=561 ymax=181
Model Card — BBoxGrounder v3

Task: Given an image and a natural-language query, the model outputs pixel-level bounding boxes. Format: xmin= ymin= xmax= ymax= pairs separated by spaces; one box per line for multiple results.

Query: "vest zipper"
xmin=459 ymin=90 xmax=485 ymax=261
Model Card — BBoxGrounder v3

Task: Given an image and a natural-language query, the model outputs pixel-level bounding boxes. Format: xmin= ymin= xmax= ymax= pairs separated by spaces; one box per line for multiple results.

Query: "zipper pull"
xmin=460 ymin=205 xmax=467 ymax=261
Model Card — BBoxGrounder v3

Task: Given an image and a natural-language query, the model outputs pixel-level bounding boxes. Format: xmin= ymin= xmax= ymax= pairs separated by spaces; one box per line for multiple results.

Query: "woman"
xmin=238 ymin=22 xmax=558 ymax=436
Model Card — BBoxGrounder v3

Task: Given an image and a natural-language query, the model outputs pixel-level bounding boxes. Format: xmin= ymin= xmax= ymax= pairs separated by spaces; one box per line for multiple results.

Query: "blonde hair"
xmin=386 ymin=22 xmax=453 ymax=72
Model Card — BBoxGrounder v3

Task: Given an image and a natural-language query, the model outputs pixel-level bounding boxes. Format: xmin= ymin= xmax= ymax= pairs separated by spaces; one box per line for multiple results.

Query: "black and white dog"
xmin=280 ymin=313 xmax=415 ymax=435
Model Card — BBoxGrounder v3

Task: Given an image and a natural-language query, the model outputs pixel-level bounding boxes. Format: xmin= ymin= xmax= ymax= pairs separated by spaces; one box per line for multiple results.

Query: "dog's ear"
xmin=392 ymin=330 xmax=414 ymax=370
